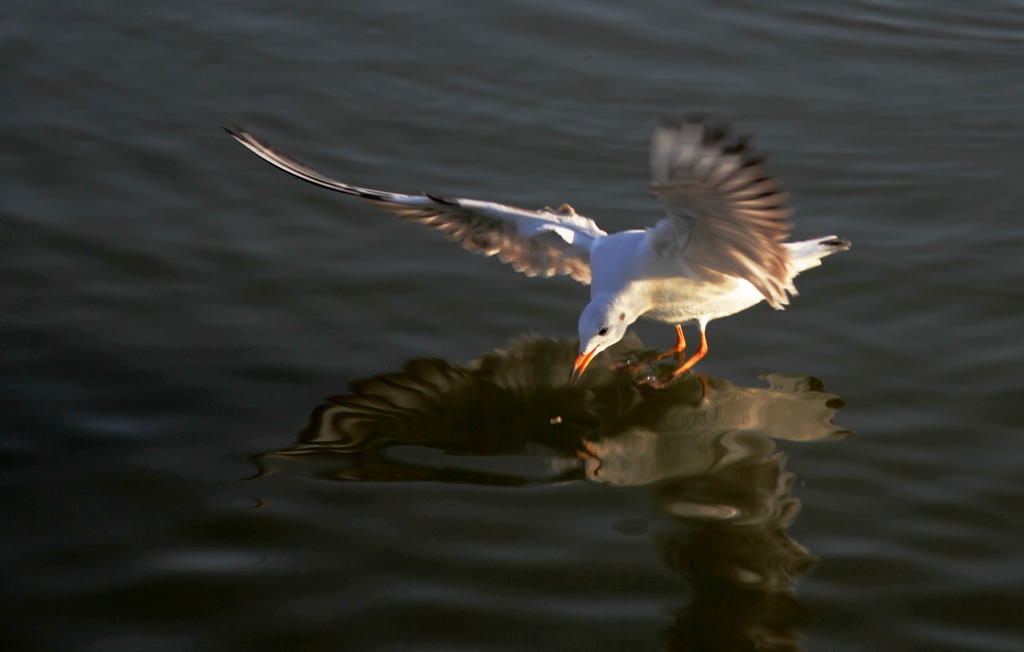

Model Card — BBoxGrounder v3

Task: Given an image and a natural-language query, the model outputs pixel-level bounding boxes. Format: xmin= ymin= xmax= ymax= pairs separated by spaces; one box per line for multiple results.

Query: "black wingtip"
xmin=658 ymin=113 xmax=750 ymax=151
xmin=723 ymin=134 xmax=752 ymax=155
xmin=424 ymin=191 xmax=457 ymax=205
xmin=821 ymin=237 xmax=851 ymax=249
xmin=220 ymin=120 xmax=247 ymax=141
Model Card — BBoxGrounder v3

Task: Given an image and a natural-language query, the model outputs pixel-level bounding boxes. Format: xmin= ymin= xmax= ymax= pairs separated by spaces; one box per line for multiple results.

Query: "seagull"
xmin=224 ymin=117 xmax=849 ymax=386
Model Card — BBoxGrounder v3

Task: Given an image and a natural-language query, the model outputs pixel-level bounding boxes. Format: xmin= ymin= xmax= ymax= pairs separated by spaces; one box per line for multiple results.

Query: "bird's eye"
xmin=598 ymin=327 xmax=609 ymax=336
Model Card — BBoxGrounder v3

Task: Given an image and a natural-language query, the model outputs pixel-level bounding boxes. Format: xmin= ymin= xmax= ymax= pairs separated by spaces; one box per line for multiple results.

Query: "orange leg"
xmin=612 ymin=325 xmax=687 ymax=372
xmin=667 ymin=327 xmax=708 ymax=380
xmin=637 ymin=327 xmax=709 ymax=389
xmin=649 ymin=325 xmax=687 ymax=362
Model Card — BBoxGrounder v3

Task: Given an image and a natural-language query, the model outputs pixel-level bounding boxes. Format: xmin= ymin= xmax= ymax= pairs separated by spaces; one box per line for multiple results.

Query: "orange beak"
xmin=570 ymin=348 xmax=598 ymax=384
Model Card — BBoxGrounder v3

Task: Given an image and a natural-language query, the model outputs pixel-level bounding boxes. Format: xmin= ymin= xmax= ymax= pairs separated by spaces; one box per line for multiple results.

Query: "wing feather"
xmin=224 ymin=125 xmax=605 ymax=284
xmin=648 ymin=118 xmax=794 ymax=308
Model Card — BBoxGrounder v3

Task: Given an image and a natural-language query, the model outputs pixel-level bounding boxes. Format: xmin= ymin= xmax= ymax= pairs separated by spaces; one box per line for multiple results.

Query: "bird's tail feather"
xmin=786 ymin=236 xmax=850 ymax=274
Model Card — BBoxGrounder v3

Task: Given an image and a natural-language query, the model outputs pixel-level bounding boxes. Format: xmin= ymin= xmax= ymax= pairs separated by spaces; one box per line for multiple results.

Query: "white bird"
xmin=224 ymin=118 xmax=849 ymax=386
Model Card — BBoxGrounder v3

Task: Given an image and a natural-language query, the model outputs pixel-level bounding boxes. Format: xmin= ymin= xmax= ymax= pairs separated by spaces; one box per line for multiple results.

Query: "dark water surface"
xmin=3 ymin=1 xmax=1023 ymax=650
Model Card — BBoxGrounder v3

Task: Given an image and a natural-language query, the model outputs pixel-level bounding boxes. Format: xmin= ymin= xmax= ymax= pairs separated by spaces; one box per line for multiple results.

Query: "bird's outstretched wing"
xmin=648 ymin=118 xmax=794 ymax=308
xmin=225 ymin=125 xmax=605 ymax=284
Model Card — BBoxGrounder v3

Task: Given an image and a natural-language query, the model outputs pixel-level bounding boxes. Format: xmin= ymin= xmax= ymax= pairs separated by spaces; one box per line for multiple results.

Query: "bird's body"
xmin=590 ymin=228 xmax=756 ymax=325
xmin=591 ymin=230 xmax=842 ymax=326
xmin=225 ymin=117 xmax=849 ymax=385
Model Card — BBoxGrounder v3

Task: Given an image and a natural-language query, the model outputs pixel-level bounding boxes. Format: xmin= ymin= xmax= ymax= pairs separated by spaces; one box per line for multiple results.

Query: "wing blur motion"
xmin=648 ymin=118 xmax=794 ymax=307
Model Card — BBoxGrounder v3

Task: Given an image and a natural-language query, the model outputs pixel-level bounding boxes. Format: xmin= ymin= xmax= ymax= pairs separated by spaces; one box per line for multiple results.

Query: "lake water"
xmin=2 ymin=1 xmax=1023 ymax=650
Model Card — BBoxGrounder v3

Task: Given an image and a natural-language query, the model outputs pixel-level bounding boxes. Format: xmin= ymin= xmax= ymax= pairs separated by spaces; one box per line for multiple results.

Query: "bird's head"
xmin=571 ymin=297 xmax=637 ymax=383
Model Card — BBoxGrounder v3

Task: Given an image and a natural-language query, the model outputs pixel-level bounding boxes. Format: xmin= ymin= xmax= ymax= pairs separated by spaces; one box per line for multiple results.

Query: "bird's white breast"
xmin=640 ymin=274 xmax=764 ymax=324
xmin=589 ymin=229 xmax=766 ymax=325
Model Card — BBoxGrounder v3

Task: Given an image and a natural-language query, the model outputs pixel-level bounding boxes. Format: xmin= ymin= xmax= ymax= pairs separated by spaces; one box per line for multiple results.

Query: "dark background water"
xmin=3 ymin=1 xmax=1023 ymax=650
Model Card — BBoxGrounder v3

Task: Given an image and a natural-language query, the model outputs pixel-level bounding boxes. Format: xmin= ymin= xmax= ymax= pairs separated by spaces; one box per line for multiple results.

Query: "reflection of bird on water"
xmin=575 ymin=373 xmax=846 ymax=651
xmin=255 ymin=336 xmax=848 ymax=651
xmin=226 ymin=117 xmax=849 ymax=386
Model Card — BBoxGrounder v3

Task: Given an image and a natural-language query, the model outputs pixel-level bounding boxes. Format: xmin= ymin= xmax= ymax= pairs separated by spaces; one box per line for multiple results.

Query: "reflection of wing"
xmin=648 ymin=118 xmax=794 ymax=307
xmin=254 ymin=335 xmax=643 ymax=484
xmin=298 ymin=334 xmax=641 ymax=451
xmin=225 ymin=126 xmax=605 ymax=283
